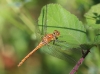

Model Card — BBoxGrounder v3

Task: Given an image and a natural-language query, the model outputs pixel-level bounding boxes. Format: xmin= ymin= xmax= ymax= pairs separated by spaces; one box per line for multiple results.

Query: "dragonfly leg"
xmin=52 ymin=37 xmax=58 ymax=44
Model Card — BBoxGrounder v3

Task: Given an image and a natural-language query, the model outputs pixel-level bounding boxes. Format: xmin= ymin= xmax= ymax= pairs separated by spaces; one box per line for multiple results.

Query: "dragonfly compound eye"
xmin=54 ymin=30 xmax=60 ymax=36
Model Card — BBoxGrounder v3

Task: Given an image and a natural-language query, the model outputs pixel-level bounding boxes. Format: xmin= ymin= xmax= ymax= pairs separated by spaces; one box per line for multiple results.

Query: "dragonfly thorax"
xmin=42 ymin=30 xmax=60 ymax=44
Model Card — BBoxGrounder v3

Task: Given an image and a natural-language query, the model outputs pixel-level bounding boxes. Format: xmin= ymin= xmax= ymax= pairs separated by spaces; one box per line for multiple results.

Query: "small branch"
xmin=69 ymin=49 xmax=90 ymax=74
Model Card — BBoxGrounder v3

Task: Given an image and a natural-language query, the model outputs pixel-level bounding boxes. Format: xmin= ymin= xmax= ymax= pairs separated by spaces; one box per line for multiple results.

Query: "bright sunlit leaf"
xmin=38 ymin=4 xmax=88 ymax=45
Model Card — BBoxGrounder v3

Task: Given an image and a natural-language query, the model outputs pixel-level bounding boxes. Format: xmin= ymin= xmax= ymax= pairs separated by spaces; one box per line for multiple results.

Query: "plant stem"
xmin=69 ymin=49 xmax=90 ymax=74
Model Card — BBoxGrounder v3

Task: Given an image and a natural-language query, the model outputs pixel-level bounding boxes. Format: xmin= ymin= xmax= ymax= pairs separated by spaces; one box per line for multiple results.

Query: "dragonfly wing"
xmin=54 ymin=40 xmax=83 ymax=61
xmin=40 ymin=41 xmax=82 ymax=65
xmin=38 ymin=5 xmax=48 ymax=36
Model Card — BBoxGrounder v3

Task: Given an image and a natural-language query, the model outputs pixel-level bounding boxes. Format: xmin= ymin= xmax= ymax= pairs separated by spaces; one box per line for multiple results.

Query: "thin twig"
xmin=69 ymin=49 xmax=90 ymax=74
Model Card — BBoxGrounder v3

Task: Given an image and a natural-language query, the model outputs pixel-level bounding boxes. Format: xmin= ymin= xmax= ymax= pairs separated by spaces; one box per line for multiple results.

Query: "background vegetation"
xmin=0 ymin=0 xmax=100 ymax=74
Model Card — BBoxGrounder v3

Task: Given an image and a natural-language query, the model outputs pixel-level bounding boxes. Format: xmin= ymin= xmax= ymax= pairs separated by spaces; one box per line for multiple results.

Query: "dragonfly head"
xmin=53 ymin=30 xmax=60 ymax=37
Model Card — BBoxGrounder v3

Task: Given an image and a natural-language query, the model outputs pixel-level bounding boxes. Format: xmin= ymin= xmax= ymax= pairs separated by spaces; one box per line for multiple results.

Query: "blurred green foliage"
xmin=0 ymin=0 xmax=100 ymax=74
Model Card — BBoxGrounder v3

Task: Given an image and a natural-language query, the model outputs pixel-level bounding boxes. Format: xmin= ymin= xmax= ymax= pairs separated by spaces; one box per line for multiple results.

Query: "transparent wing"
xmin=37 ymin=5 xmax=47 ymax=41
xmin=40 ymin=41 xmax=82 ymax=66
xmin=39 ymin=4 xmax=47 ymax=36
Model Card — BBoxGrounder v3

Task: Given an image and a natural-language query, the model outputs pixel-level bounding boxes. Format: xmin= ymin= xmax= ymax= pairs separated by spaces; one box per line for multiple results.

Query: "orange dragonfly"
xmin=18 ymin=5 xmax=82 ymax=67
xmin=17 ymin=30 xmax=60 ymax=67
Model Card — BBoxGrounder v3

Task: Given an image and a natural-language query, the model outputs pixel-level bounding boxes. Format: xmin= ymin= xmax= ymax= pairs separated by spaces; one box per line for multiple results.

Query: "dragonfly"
xmin=18 ymin=4 xmax=82 ymax=67
xmin=17 ymin=30 xmax=60 ymax=67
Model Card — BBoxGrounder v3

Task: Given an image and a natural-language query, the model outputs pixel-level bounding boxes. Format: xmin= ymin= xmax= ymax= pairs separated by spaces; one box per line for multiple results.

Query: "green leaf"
xmin=84 ymin=4 xmax=100 ymax=44
xmin=84 ymin=4 xmax=100 ymax=29
xmin=94 ymin=30 xmax=100 ymax=44
xmin=94 ymin=36 xmax=100 ymax=44
xmin=38 ymin=4 xmax=88 ymax=45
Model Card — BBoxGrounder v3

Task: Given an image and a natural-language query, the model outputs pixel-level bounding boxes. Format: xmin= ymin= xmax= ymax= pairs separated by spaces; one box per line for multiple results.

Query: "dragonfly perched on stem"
xmin=18 ymin=4 xmax=86 ymax=69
